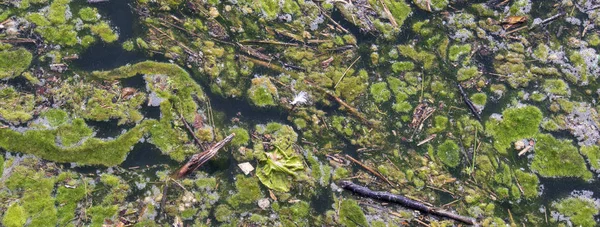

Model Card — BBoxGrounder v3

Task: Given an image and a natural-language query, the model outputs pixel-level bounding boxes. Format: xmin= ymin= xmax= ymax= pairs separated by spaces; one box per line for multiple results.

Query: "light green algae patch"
xmin=339 ymin=199 xmax=368 ymax=227
xmin=486 ymin=106 xmax=542 ymax=154
xmin=531 ymin=134 xmax=592 ymax=180
xmin=552 ymin=194 xmax=600 ymax=227
xmin=581 ymin=145 xmax=600 ymax=171
xmin=437 ymin=140 xmax=460 ymax=167
xmin=0 ymin=120 xmax=153 ymax=166
xmin=0 ymin=48 xmax=33 ymax=79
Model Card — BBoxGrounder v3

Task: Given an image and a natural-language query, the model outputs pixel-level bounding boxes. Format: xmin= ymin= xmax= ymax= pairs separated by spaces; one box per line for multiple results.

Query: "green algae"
xmin=581 ymin=145 xmax=600 ymax=171
xmin=0 ymin=86 xmax=36 ymax=124
xmin=370 ymin=82 xmax=391 ymax=103
xmin=514 ymin=170 xmax=539 ymax=199
xmin=228 ymin=127 xmax=250 ymax=146
xmin=552 ymin=195 xmax=600 ymax=227
xmin=531 ymin=134 xmax=592 ymax=180
xmin=0 ymin=48 xmax=33 ymax=79
xmin=543 ymin=79 xmax=570 ymax=96
xmin=90 ymin=22 xmax=119 ymax=43
xmin=486 ymin=106 xmax=543 ymax=154
xmin=339 ymin=199 xmax=368 ymax=227
xmin=254 ymin=123 xmax=305 ymax=192
xmin=0 ymin=120 xmax=152 ymax=166
xmin=437 ymin=140 xmax=460 ymax=167
xmin=2 ymin=203 xmax=27 ymax=227
xmin=457 ymin=66 xmax=479 ymax=81
xmin=227 ymin=174 xmax=263 ymax=208
xmin=449 ymin=44 xmax=472 ymax=62
xmin=248 ymin=77 xmax=278 ymax=107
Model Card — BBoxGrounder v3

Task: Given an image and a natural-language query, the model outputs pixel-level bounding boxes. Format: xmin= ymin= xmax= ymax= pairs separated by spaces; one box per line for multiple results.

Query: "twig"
xmin=417 ymin=134 xmax=437 ymax=146
xmin=457 ymin=83 xmax=482 ymax=121
xmin=379 ymin=0 xmax=398 ymax=27
xmin=508 ymin=209 xmax=515 ymax=224
xmin=305 ymin=79 xmax=372 ymax=126
xmin=239 ymin=39 xmax=298 ymax=46
xmin=178 ymin=111 xmax=208 ymax=151
xmin=529 ymin=12 xmax=564 ymax=30
xmin=321 ymin=12 xmax=349 ymax=33
xmin=340 ymin=181 xmax=478 ymax=225
xmin=502 ymin=25 xmax=528 ymax=36
xmin=176 ymin=134 xmax=235 ymax=178
xmin=334 ymin=56 xmax=361 ymax=88
xmin=344 ymin=154 xmax=394 ymax=186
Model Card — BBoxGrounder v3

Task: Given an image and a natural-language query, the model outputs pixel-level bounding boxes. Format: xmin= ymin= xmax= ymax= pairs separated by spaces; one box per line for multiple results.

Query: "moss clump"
xmin=369 ymin=82 xmax=391 ymax=103
xmin=449 ymin=44 xmax=471 ymax=62
xmin=227 ymin=174 xmax=263 ymax=208
xmin=0 ymin=120 xmax=153 ymax=166
xmin=437 ymin=140 xmax=460 ymax=167
xmin=391 ymin=61 xmax=414 ymax=73
xmin=2 ymin=203 xmax=27 ymax=227
xmin=531 ymin=134 xmax=593 ymax=180
xmin=543 ymin=79 xmax=570 ymax=96
xmin=339 ymin=199 xmax=368 ymax=227
xmin=457 ymin=66 xmax=479 ymax=81
xmin=552 ymin=195 xmax=600 ymax=227
xmin=397 ymin=45 xmax=437 ymax=69
xmin=214 ymin=204 xmax=233 ymax=223
xmin=0 ymin=48 xmax=33 ymax=79
xmin=0 ymin=87 xmax=36 ymax=124
xmin=229 ymin=127 xmax=250 ymax=146
xmin=514 ymin=170 xmax=539 ymax=199
xmin=78 ymin=7 xmax=99 ymax=22
xmin=122 ymin=40 xmax=135 ymax=51
xmin=486 ymin=106 xmax=542 ymax=154
xmin=470 ymin=93 xmax=487 ymax=107
xmin=248 ymin=77 xmax=278 ymax=107
xmin=581 ymin=146 xmax=600 ymax=171
xmin=335 ymin=69 xmax=369 ymax=103
xmin=428 ymin=115 xmax=448 ymax=133
xmin=90 ymin=22 xmax=119 ymax=43
xmin=88 ymin=205 xmax=118 ymax=227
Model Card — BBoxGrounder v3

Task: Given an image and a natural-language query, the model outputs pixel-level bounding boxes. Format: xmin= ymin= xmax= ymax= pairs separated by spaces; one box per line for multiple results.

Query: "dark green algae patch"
xmin=2 ymin=0 xmax=600 ymax=226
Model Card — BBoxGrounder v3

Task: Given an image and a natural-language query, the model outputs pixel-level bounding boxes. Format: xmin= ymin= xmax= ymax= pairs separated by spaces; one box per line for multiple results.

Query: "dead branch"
xmin=344 ymin=154 xmax=394 ymax=186
xmin=178 ymin=111 xmax=208 ymax=151
xmin=340 ymin=181 xmax=477 ymax=225
xmin=176 ymin=133 xmax=235 ymax=178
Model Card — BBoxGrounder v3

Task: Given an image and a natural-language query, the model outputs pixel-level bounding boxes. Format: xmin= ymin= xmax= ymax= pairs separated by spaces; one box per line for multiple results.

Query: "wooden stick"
xmin=176 ymin=133 xmax=235 ymax=178
xmin=340 ymin=181 xmax=477 ymax=225
xmin=344 ymin=154 xmax=394 ymax=186
xmin=178 ymin=111 xmax=208 ymax=151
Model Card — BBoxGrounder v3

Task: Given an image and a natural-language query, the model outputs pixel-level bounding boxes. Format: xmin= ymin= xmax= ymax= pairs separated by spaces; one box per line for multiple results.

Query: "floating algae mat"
xmin=1 ymin=0 xmax=600 ymax=226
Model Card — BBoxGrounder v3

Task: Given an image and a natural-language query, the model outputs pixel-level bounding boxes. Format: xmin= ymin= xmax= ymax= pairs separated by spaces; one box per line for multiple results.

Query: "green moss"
xmin=392 ymin=101 xmax=413 ymax=113
xmin=552 ymin=196 xmax=599 ymax=227
xmin=391 ymin=61 xmax=414 ymax=73
xmin=214 ymin=204 xmax=233 ymax=223
xmin=533 ymin=44 xmax=549 ymax=62
xmin=541 ymin=119 xmax=560 ymax=131
xmin=486 ymin=106 xmax=542 ymax=154
xmin=587 ymin=33 xmax=600 ymax=46
xmin=248 ymin=77 xmax=278 ymax=107
xmin=449 ymin=44 xmax=471 ymax=62
xmin=397 ymin=45 xmax=436 ymax=69
xmin=543 ymin=79 xmax=570 ymax=96
xmin=339 ymin=199 xmax=368 ymax=227
xmin=0 ymin=87 xmax=36 ymax=124
xmin=47 ymin=0 xmax=71 ymax=25
xmin=437 ymin=140 xmax=460 ymax=167
xmin=90 ymin=22 xmax=118 ymax=43
xmin=2 ymin=203 xmax=27 ymax=227
xmin=531 ymin=134 xmax=592 ymax=180
xmin=227 ymin=174 xmax=263 ymax=208
xmin=0 ymin=48 xmax=33 ymax=79
xmin=335 ymin=69 xmax=369 ymax=103
xmin=470 ymin=93 xmax=487 ymax=107
xmin=78 ymin=7 xmax=99 ymax=22
xmin=0 ymin=120 xmax=152 ymax=166
xmin=515 ymin=170 xmax=539 ymax=199
xmin=370 ymin=82 xmax=391 ymax=103
xmin=428 ymin=115 xmax=448 ymax=133
xmin=581 ymin=145 xmax=600 ymax=171
xmin=56 ymin=118 xmax=93 ymax=147
xmin=457 ymin=66 xmax=479 ymax=81
xmin=88 ymin=205 xmax=118 ymax=227
xmin=122 ymin=40 xmax=135 ymax=51
xmin=229 ymin=127 xmax=250 ymax=146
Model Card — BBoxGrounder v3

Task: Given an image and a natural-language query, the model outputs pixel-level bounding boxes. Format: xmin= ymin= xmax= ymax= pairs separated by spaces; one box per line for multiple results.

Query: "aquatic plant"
xmin=552 ymin=191 xmax=600 ymax=227
xmin=486 ymin=106 xmax=543 ymax=154
xmin=531 ymin=134 xmax=592 ymax=180
xmin=339 ymin=199 xmax=368 ymax=227
xmin=0 ymin=48 xmax=32 ymax=79
xmin=248 ymin=77 xmax=278 ymax=107
xmin=370 ymin=82 xmax=391 ymax=103
xmin=437 ymin=140 xmax=460 ymax=167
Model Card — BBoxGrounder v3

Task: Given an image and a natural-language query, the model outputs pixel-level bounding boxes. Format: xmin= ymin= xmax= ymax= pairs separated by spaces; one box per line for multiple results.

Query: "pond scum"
xmin=1 ymin=0 xmax=600 ymax=226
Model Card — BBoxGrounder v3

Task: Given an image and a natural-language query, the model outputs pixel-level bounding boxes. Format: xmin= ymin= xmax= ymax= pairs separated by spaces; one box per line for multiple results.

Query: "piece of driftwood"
xmin=176 ymin=133 xmax=235 ymax=178
xmin=457 ymin=83 xmax=482 ymax=121
xmin=340 ymin=181 xmax=478 ymax=225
